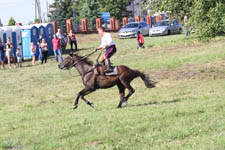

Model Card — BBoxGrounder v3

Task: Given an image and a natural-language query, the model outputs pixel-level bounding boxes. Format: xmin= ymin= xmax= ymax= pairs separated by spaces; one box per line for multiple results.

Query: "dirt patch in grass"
xmin=76 ymin=33 xmax=100 ymax=44
xmin=150 ymin=61 xmax=225 ymax=81
xmin=79 ymin=140 xmax=101 ymax=149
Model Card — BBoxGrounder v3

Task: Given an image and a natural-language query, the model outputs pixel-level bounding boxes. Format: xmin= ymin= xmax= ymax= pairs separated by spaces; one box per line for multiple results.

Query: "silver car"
xmin=118 ymin=22 xmax=150 ymax=38
xmin=149 ymin=20 xmax=182 ymax=36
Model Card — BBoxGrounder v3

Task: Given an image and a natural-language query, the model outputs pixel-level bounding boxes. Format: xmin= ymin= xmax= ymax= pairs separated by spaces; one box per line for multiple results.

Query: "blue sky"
xmin=0 ymin=0 xmax=54 ymax=26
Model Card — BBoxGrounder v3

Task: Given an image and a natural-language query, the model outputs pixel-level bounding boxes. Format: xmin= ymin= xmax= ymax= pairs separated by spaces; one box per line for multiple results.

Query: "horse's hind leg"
xmin=74 ymin=87 xmax=94 ymax=109
xmin=117 ymin=82 xmax=125 ymax=108
xmin=120 ymin=80 xmax=135 ymax=106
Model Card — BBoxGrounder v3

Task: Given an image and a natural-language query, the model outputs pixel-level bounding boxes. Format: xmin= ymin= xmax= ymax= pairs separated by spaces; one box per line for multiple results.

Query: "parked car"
xmin=118 ymin=22 xmax=150 ymax=38
xmin=149 ymin=20 xmax=182 ymax=36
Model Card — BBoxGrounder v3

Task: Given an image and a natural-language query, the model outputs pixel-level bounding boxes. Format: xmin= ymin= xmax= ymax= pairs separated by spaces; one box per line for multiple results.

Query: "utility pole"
xmin=46 ymin=0 xmax=49 ymax=21
xmin=132 ymin=0 xmax=135 ymax=18
xmin=0 ymin=18 xmax=3 ymax=27
xmin=35 ymin=0 xmax=42 ymax=23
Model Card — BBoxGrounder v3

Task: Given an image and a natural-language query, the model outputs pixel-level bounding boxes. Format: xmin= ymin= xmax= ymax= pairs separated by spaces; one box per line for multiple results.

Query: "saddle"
xmin=94 ymin=65 xmax=118 ymax=76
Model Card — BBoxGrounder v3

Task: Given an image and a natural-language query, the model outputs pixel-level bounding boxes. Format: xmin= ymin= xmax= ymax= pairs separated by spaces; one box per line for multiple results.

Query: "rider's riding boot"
xmin=104 ymin=59 xmax=113 ymax=73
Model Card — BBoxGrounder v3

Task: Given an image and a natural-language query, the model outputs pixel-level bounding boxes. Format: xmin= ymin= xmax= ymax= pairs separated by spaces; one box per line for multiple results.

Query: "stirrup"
xmin=104 ymin=68 xmax=112 ymax=73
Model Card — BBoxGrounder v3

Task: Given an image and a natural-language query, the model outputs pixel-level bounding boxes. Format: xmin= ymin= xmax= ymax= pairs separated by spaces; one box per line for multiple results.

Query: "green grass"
xmin=0 ymin=33 xmax=225 ymax=150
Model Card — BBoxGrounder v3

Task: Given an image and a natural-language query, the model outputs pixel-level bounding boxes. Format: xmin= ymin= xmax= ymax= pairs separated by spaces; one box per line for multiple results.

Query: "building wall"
xmin=126 ymin=0 xmax=145 ymax=17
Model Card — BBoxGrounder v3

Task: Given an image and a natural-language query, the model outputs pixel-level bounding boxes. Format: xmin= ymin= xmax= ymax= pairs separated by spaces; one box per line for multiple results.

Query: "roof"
xmin=0 ymin=26 xmax=13 ymax=32
xmin=21 ymin=25 xmax=38 ymax=30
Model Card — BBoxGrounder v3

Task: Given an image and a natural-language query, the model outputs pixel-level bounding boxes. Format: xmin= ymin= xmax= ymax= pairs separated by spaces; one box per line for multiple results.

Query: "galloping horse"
xmin=58 ymin=53 xmax=155 ymax=109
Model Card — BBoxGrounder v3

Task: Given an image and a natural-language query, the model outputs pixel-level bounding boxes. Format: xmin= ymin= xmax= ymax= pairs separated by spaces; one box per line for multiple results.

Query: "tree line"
xmin=48 ymin=0 xmax=129 ymax=32
xmin=7 ymin=0 xmax=224 ymax=40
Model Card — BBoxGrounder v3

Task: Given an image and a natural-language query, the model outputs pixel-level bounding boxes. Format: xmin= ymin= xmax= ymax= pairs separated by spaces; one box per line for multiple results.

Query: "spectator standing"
xmin=38 ymin=34 xmax=44 ymax=61
xmin=40 ymin=39 xmax=48 ymax=64
xmin=137 ymin=31 xmax=145 ymax=50
xmin=184 ymin=16 xmax=189 ymax=37
xmin=62 ymin=33 xmax=68 ymax=52
xmin=16 ymin=48 xmax=22 ymax=68
xmin=56 ymin=28 xmax=66 ymax=52
xmin=6 ymin=37 xmax=16 ymax=68
xmin=68 ymin=30 xmax=77 ymax=51
xmin=52 ymin=34 xmax=63 ymax=62
xmin=30 ymin=42 xmax=37 ymax=65
xmin=56 ymin=28 xmax=63 ymax=39
xmin=0 ymin=38 xmax=5 ymax=69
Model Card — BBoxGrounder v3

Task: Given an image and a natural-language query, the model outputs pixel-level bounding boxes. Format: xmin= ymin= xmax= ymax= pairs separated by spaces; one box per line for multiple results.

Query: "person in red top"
xmin=68 ymin=30 xmax=77 ymax=51
xmin=52 ymin=34 xmax=63 ymax=62
xmin=137 ymin=31 xmax=145 ymax=50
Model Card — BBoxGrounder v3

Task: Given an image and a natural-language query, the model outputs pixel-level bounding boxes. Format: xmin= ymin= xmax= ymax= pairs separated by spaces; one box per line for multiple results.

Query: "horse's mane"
xmin=75 ymin=54 xmax=94 ymax=65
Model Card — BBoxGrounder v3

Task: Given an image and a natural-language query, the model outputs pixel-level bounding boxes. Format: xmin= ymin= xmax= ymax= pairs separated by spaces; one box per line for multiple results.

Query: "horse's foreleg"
xmin=117 ymin=82 xmax=125 ymax=108
xmin=81 ymin=95 xmax=94 ymax=108
xmin=73 ymin=87 xmax=94 ymax=109
xmin=74 ymin=92 xmax=81 ymax=109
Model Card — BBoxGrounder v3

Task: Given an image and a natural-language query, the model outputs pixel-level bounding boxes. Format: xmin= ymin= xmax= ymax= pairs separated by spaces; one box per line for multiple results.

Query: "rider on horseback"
xmin=95 ymin=27 xmax=117 ymax=73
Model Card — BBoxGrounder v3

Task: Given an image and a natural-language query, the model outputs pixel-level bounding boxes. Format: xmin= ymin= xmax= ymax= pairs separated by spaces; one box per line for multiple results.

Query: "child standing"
xmin=16 ymin=48 xmax=22 ymax=68
xmin=30 ymin=42 xmax=36 ymax=65
xmin=137 ymin=31 xmax=145 ymax=50
xmin=40 ymin=39 xmax=48 ymax=64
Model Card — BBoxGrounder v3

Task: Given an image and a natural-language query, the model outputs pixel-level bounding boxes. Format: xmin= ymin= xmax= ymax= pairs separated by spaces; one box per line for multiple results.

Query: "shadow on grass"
xmin=126 ymin=99 xmax=181 ymax=108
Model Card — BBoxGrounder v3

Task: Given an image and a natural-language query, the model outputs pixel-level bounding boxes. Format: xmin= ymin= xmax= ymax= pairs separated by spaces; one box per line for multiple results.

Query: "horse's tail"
xmin=134 ymin=70 xmax=156 ymax=88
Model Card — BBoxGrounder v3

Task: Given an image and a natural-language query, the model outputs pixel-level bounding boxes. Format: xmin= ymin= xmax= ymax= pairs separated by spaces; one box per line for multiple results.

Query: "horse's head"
xmin=58 ymin=52 xmax=79 ymax=70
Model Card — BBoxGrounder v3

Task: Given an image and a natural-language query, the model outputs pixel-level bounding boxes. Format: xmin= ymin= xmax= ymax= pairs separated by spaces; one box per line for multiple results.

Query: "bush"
xmin=191 ymin=0 xmax=225 ymax=40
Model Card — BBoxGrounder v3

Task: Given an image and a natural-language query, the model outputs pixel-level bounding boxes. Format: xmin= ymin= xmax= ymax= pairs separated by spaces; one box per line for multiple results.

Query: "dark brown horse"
xmin=58 ymin=53 xmax=155 ymax=109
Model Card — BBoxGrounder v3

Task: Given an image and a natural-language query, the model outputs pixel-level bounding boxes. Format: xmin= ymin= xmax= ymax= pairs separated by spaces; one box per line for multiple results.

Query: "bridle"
xmin=65 ymin=50 xmax=100 ymax=71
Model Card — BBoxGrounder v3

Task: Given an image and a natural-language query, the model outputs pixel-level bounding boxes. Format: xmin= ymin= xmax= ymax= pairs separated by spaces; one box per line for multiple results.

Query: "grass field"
xmin=0 ymin=33 xmax=225 ymax=150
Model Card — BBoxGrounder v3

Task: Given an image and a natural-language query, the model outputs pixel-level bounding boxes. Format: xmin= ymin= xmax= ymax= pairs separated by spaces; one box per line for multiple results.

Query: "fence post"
xmin=122 ymin=17 xmax=128 ymax=27
xmin=159 ymin=14 xmax=163 ymax=20
xmin=66 ymin=19 xmax=72 ymax=33
xmin=82 ymin=18 xmax=88 ymax=32
xmin=51 ymin=21 xmax=57 ymax=34
xmin=155 ymin=15 xmax=160 ymax=23
xmin=115 ymin=19 xmax=119 ymax=30
xmin=110 ymin=18 xmax=115 ymax=31
xmin=96 ymin=18 xmax=102 ymax=30
xmin=135 ymin=16 xmax=140 ymax=22
xmin=147 ymin=15 xmax=152 ymax=27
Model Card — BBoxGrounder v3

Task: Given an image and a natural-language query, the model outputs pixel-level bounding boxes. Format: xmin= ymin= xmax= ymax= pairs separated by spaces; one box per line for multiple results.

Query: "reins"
xmin=67 ymin=50 xmax=100 ymax=77
xmin=68 ymin=50 xmax=97 ymax=69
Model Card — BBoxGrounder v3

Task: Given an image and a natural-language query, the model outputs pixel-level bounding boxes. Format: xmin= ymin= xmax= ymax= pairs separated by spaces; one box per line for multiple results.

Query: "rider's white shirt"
xmin=99 ymin=32 xmax=115 ymax=48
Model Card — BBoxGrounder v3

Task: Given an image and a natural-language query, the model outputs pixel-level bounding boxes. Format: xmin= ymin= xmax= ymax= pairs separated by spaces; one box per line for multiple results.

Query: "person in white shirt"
xmin=95 ymin=27 xmax=117 ymax=73
xmin=56 ymin=28 xmax=63 ymax=39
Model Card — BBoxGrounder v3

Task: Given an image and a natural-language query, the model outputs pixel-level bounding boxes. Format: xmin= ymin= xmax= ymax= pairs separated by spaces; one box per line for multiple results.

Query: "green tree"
xmin=8 ymin=17 xmax=16 ymax=26
xmin=145 ymin=0 xmax=193 ymax=19
xmin=49 ymin=0 xmax=74 ymax=32
xmin=191 ymin=0 xmax=225 ymax=40
xmin=78 ymin=0 xmax=100 ymax=30
xmin=98 ymin=0 xmax=128 ymax=20
xmin=34 ymin=18 xmax=40 ymax=24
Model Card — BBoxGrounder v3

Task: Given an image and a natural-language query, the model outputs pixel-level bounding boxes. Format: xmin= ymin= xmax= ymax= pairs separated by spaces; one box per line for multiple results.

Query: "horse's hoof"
xmin=117 ymin=106 xmax=122 ymax=109
xmin=123 ymin=101 xmax=127 ymax=107
xmin=73 ymin=105 xmax=78 ymax=109
xmin=90 ymin=103 xmax=94 ymax=108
